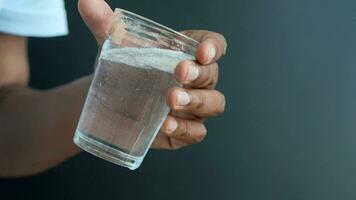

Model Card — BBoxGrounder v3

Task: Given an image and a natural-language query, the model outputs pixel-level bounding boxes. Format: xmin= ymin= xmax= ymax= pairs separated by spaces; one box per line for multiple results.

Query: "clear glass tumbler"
xmin=73 ymin=8 xmax=199 ymax=170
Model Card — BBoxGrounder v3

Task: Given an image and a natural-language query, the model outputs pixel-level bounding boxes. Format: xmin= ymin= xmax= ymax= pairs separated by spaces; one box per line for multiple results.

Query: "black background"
xmin=2 ymin=0 xmax=356 ymax=199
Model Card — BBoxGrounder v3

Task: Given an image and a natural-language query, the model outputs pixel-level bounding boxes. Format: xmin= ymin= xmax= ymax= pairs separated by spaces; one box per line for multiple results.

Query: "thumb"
xmin=78 ymin=0 xmax=114 ymax=45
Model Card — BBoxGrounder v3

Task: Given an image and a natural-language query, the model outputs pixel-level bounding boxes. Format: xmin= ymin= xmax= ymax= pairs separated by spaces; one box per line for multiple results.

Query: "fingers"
xmin=175 ymin=60 xmax=219 ymax=89
xmin=181 ymin=30 xmax=227 ymax=64
xmin=167 ymin=87 xmax=226 ymax=117
xmin=78 ymin=0 xmax=114 ymax=45
xmin=160 ymin=116 xmax=207 ymax=149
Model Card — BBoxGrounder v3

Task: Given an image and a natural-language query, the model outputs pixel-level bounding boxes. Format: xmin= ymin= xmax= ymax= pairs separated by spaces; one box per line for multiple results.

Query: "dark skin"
xmin=0 ymin=0 xmax=227 ymax=177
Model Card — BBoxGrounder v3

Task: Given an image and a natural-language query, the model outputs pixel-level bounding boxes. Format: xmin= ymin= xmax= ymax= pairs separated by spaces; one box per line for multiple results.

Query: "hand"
xmin=153 ymin=30 xmax=227 ymax=149
xmin=78 ymin=0 xmax=227 ymax=150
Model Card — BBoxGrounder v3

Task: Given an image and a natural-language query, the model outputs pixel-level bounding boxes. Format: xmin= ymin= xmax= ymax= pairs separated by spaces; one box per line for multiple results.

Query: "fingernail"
xmin=186 ymin=64 xmax=200 ymax=82
xmin=207 ymin=45 xmax=216 ymax=63
xmin=166 ymin=118 xmax=178 ymax=134
xmin=176 ymin=90 xmax=190 ymax=106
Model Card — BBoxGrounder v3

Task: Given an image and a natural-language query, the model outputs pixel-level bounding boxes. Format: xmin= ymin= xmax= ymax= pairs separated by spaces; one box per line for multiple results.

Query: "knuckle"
xmin=199 ymin=67 xmax=214 ymax=88
xmin=179 ymin=119 xmax=189 ymax=137
xmin=195 ymin=63 xmax=218 ymax=89
xmin=193 ymin=92 xmax=205 ymax=111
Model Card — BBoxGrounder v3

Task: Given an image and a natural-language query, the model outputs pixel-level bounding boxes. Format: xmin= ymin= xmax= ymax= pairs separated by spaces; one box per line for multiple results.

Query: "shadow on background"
xmin=1 ymin=0 xmax=356 ymax=200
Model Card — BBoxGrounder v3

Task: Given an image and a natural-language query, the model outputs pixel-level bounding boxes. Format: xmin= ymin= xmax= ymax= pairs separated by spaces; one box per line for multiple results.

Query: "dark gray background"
xmin=1 ymin=0 xmax=356 ymax=199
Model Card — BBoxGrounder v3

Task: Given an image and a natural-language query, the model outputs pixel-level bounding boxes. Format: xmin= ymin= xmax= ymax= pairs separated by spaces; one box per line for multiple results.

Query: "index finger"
xmin=78 ymin=0 xmax=114 ymax=45
xmin=181 ymin=30 xmax=227 ymax=64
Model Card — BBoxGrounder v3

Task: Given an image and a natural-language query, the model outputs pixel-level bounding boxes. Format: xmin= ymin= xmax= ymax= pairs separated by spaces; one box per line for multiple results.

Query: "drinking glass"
xmin=73 ymin=8 xmax=199 ymax=170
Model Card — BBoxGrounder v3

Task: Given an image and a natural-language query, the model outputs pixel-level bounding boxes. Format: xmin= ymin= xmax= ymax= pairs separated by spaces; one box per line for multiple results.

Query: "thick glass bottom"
xmin=74 ymin=130 xmax=143 ymax=170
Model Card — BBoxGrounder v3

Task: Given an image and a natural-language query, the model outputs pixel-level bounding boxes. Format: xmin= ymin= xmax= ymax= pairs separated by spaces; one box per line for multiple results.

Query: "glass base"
xmin=74 ymin=131 xmax=143 ymax=170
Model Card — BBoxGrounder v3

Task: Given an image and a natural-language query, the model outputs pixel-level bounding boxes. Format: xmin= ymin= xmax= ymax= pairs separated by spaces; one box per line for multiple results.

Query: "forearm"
xmin=0 ymin=76 xmax=91 ymax=177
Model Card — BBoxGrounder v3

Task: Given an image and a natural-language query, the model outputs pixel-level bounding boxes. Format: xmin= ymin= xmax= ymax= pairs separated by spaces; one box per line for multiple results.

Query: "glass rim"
xmin=114 ymin=8 xmax=199 ymax=46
